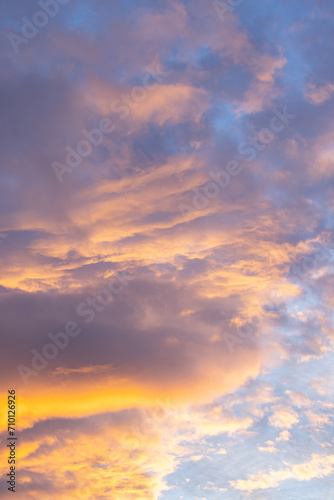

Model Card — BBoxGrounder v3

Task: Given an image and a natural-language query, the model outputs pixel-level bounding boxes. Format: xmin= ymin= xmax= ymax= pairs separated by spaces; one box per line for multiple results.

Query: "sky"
xmin=0 ymin=0 xmax=334 ymax=498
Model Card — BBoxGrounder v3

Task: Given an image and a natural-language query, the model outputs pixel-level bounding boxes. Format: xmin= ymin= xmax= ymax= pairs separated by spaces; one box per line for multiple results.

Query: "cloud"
xmin=304 ymin=82 xmax=334 ymax=105
xmin=1 ymin=0 xmax=334 ymax=497
xmin=230 ymin=453 xmax=334 ymax=492
xmin=268 ymin=405 xmax=300 ymax=429
xmin=304 ymin=410 xmax=331 ymax=430
xmin=276 ymin=430 xmax=291 ymax=442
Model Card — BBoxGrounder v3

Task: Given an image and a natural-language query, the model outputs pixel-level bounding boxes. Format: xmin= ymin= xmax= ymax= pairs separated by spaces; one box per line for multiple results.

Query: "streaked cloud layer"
xmin=0 ymin=0 xmax=334 ymax=498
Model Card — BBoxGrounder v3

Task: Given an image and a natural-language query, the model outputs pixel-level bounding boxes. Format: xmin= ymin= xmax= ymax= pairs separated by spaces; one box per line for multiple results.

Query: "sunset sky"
xmin=1 ymin=0 xmax=334 ymax=498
